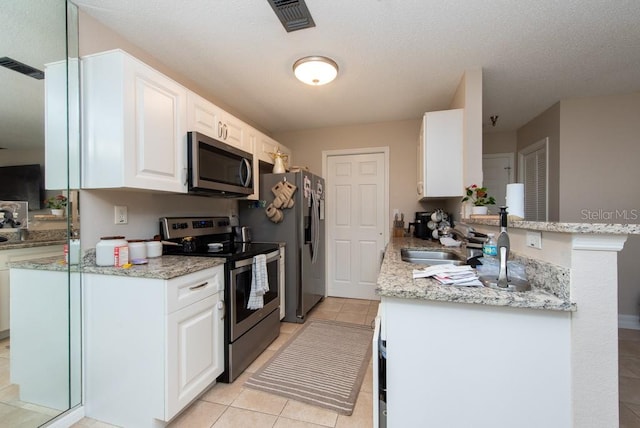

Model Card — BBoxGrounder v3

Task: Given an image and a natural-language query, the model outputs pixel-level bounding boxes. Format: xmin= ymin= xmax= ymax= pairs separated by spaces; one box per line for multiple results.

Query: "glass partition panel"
xmin=0 ymin=0 xmax=80 ymax=425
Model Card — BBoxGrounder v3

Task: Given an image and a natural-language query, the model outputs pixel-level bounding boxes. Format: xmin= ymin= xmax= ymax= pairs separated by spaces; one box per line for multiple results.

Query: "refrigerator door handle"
xmin=310 ymin=190 xmax=320 ymax=264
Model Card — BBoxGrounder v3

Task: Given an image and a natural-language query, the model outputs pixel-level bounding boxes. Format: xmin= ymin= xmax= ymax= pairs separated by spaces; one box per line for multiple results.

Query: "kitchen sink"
xmin=400 ymin=248 xmax=466 ymax=265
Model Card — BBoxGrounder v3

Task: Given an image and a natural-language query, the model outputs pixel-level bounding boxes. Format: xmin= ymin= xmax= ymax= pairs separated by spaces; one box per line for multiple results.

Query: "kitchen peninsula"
xmin=376 ymin=220 xmax=638 ymax=428
xmin=9 ymin=253 xmax=227 ymax=428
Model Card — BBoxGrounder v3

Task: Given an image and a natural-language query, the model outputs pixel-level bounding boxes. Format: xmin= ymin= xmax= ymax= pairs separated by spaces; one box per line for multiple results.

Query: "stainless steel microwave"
xmin=187 ymin=131 xmax=253 ymax=197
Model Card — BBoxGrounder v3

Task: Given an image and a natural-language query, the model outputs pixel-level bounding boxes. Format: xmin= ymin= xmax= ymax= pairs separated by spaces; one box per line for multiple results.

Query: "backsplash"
xmin=512 ymin=252 xmax=570 ymax=301
xmin=80 ymin=189 xmax=238 ymax=249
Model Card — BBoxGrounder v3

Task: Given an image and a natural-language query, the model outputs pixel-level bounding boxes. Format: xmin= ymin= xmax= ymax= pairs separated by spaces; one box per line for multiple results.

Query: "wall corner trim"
xmin=571 ymin=234 xmax=627 ymax=251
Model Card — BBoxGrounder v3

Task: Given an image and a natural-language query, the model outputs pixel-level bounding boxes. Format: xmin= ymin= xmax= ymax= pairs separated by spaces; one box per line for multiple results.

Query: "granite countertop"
xmin=377 ymin=237 xmax=574 ymax=312
xmin=9 ymin=253 xmax=226 ymax=280
xmin=0 ymin=239 xmax=66 ymax=250
xmin=466 ymin=218 xmax=640 ymax=234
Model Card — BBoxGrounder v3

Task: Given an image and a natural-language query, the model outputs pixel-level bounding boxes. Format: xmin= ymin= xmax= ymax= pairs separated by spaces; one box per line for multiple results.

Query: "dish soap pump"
xmin=479 ymin=206 xmax=531 ymax=292
xmin=496 ymin=207 xmax=510 ymax=288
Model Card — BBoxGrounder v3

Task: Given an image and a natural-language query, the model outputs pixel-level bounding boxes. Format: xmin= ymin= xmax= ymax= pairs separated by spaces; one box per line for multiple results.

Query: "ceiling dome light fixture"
xmin=293 ymin=56 xmax=339 ymax=86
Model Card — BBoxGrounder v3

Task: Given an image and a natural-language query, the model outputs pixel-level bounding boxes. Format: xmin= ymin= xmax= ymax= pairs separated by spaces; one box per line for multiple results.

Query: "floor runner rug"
xmin=245 ymin=319 xmax=373 ymax=415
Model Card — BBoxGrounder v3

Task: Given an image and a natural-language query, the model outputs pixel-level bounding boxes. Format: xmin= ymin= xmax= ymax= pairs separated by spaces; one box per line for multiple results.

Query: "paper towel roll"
xmin=506 ymin=183 xmax=525 ymax=220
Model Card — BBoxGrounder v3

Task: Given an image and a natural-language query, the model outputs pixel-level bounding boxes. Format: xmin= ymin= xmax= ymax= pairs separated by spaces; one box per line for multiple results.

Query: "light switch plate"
xmin=114 ymin=205 xmax=128 ymax=224
xmin=526 ymin=231 xmax=542 ymax=249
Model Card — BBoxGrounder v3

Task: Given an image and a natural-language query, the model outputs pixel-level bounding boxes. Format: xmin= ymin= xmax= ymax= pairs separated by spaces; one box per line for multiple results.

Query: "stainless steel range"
xmin=159 ymin=216 xmax=281 ymax=383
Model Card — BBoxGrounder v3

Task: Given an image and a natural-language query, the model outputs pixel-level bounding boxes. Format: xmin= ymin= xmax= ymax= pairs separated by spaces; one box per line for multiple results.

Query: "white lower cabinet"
xmin=84 ymin=265 xmax=225 ymax=427
xmin=166 ymin=294 xmax=223 ymax=418
xmin=378 ymin=297 xmax=572 ymax=428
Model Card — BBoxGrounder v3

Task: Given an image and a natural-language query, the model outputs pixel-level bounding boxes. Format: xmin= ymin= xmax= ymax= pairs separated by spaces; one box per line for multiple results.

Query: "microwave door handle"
xmin=240 ymin=158 xmax=252 ymax=187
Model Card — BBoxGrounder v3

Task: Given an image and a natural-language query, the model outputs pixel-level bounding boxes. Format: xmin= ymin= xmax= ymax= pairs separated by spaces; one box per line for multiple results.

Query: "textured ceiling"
xmin=3 ymin=0 xmax=640 ymax=151
xmin=72 ymin=0 xmax=640 ymax=135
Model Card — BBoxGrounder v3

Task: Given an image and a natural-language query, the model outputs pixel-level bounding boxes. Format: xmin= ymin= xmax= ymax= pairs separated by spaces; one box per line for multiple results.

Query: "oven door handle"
xmin=234 ymin=250 xmax=280 ymax=268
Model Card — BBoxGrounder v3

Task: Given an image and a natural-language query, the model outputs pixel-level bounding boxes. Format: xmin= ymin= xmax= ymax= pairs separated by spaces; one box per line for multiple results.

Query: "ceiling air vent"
xmin=267 ymin=0 xmax=316 ymax=32
xmin=0 ymin=57 xmax=44 ymax=80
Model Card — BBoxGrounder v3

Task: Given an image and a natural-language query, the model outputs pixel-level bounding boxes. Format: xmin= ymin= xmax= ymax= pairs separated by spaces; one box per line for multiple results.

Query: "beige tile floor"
xmin=2 ymin=301 xmax=638 ymax=427
xmin=620 ymin=328 xmax=640 ymax=428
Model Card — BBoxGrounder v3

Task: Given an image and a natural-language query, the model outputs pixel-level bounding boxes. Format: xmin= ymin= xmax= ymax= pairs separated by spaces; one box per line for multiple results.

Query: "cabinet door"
xmin=256 ymin=133 xmax=278 ymax=164
xmin=128 ymin=62 xmax=188 ymax=193
xmin=419 ymin=109 xmax=463 ymax=199
xmin=186 ymin=91 xmax=219 ymax=140
xmin=166 ymin=293 xmax=224 ymax=420
xmin=218 ymin=110 xmax=248 ymax=152
xmin=256 ymin=133 xmax=292 ymax=167
xmin=82 ymin=50 xmax=187 ymax=193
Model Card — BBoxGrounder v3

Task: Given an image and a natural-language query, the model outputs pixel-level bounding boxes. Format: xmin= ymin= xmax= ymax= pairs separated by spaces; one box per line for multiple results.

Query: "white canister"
xmin=146 ymin=240 xmax=163 ymax=258
xmin=96 ymin=236 xmax=128 ymax=266
xmin=128 ymin=240 xmax=147 ymax=261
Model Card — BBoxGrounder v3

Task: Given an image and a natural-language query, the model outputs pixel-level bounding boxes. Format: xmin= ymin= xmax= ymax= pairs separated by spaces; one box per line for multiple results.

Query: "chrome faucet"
xmin=443 ymin=223 xmax=484 ymax=259
xmin=479 ymin=206 xmax=531 ymax=292
xmin=496 ymin=207 xmax=510 ymax=288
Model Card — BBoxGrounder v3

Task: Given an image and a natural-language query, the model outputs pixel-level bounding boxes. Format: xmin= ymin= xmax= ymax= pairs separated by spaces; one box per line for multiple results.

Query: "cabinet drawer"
xmin=166 ymin=265 xmax=224 ymax=314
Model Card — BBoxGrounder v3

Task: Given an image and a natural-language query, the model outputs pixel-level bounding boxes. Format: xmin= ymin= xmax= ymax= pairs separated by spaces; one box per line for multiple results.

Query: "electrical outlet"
xmin=526 ymin=231 xmax=542 ymax=249
xmin=114 ymin=205 xmax=128 ymax=224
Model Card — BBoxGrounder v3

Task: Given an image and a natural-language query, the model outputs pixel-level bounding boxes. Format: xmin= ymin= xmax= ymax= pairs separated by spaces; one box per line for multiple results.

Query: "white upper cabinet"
xmin=186 ymin=91 xmax=252 ymax=153
xmin=417 ymin=108 xmax=464 ymax=199
xmin=186 ymin=91 xmax=219 ymax=140
xmin=217 ymin=109 xmax=251 ymax=153
xmin=81 ymin=50 xmax=188 ymax=193
xmin=256 ymin=132 xmax=292 ymax=166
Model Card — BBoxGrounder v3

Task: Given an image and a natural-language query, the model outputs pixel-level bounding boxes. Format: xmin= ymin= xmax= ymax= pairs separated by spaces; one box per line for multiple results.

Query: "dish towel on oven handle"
xmin=247 ymin=254 xmax=269 ymax=309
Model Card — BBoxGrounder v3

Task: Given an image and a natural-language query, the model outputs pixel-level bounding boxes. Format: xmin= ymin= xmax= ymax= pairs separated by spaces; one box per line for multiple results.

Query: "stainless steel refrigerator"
xmin=239 ymin=171 xmax=325 ymax=323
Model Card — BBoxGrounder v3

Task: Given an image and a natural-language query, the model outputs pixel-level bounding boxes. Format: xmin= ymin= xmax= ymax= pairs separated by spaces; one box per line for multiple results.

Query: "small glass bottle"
xmin=483 ymin=233 xmax=497 ymax=258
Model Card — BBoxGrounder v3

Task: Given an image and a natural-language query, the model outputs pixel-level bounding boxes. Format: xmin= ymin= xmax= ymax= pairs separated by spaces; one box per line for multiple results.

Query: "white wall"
xmin=516 ymin=102 xmax=560 ymax=221
xmin=483 ymin=131 xmax=517 ymax=155
xmin=273 ymin=119 xmax=423 ymax=225
xmin=558 ymin=92 xmax=640 ymax=322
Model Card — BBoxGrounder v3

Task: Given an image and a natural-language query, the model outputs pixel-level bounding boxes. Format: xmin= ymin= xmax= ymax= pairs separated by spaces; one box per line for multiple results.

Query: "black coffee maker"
xmin=407 ymin=211 xmax=432 ymax=239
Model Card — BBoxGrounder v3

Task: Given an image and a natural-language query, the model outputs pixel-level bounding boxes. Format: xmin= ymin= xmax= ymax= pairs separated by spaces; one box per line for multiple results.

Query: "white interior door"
xmin=519 ymin=139 xmax=548 ymax=221
xmin=482 ymin=153 xmax=515 ymax=213
xmin=326 ymin=152 xmax=386 ymax=300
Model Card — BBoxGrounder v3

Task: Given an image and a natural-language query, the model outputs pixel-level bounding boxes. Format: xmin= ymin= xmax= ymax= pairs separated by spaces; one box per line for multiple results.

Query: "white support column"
xmin=570 ymin=234 xmax=627 ymax=428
